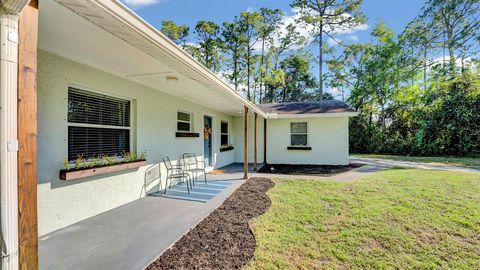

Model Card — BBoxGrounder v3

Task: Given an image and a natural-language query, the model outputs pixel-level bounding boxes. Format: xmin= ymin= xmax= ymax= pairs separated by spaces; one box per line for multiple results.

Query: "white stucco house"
xmin=0 ymin=0 xmax=357 ymax=268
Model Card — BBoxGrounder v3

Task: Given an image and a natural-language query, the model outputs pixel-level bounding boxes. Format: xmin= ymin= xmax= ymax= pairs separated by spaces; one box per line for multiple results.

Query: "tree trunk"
xmin=318 ymin=25 xmax=324 ymax=100
xmin=423 ymin=46 xmax=427 ymax=92
xmin=247 ymin=48 xmax=251 ymax=100
xmin=259 ymin=37 xmax=265 ymax=103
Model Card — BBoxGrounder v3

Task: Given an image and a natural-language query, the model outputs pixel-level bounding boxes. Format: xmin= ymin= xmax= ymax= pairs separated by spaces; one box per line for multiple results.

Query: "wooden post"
xmin=18 ymin=1 xmax=39 ymax=269
xmin=263 ymin=118 xmax=267 ymax=165
xmin=243 ymin=106 xmax=248 ymax=179
xmin=253 ymin=112 xmax=257 ymax=172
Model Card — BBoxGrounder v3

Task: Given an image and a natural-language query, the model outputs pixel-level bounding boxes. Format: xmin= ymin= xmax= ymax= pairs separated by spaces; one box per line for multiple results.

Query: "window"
xmin=177 ymin=111 xmax=193 ymax=132
xmin=67 ymin=87 xmax=130 ymax=160
xmin=290 ymin=122 xmax=308 ymax=146
xmin=221 ymin=121 xmax=229 ymax=146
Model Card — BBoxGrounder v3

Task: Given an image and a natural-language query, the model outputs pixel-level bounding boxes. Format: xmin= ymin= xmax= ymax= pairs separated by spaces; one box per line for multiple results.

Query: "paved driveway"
xmin=350 ymin=157 xmax=480 ymax=173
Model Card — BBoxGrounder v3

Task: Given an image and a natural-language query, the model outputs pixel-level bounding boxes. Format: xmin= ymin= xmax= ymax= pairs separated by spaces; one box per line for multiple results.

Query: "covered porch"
xmin=39 ymin=172 xmax=246 ymax=270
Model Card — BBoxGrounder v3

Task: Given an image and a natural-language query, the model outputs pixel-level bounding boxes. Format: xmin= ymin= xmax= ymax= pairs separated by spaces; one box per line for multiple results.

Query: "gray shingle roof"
xmin=257 ymin=100 xmax=356 ymax=115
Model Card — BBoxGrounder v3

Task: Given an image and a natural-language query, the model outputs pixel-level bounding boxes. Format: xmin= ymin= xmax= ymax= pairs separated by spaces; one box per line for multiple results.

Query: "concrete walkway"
xmin=39 ymin=173 xmax=245 ymax=270
xmin=351 ymin=157 xmax=480 ymax=173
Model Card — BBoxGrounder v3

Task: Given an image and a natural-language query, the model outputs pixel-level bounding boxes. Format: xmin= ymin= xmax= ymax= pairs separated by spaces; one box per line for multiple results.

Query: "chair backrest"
xmin=182 ymin=153 xmax=198 ymax=167
xmin=162 ymin=157 xmax=173 ymax=170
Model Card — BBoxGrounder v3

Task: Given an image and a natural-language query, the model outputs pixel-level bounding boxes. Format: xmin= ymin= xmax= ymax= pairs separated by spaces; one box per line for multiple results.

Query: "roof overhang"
xmin=39 ymin=0 xmax=267 ymax=118
xmin=267 ymin=112 xmax=359 ymax=119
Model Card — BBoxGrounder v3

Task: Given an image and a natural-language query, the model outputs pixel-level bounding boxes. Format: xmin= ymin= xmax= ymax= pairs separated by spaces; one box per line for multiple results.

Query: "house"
xmin=0 ymin=0 xmax=357 ymax=269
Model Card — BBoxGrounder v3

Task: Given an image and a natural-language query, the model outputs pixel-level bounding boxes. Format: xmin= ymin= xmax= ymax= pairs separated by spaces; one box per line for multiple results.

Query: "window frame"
xmin=177 ymin=110 xmax=194 ymax=132
xmin=220 ymin=121 xmax=230 ymax=147
xmin=290 ymin=121 xmax=308 ymax=146
xmin=67 ymin=85 xmax=133 ymax=161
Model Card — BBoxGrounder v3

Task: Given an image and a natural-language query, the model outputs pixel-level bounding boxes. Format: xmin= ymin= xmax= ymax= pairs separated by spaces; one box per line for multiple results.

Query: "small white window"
xmin=177 ymin=111 xmax=193 ymax=132
xmin=290 ymin=122 xmax=308 ymax=146
xmin=220 ymin=121 xmax=229 ymax=146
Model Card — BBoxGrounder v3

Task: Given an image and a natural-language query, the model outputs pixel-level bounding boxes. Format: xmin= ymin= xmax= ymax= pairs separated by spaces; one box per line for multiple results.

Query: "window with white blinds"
xmin=68 ymin=87 xmax=131 ymax=160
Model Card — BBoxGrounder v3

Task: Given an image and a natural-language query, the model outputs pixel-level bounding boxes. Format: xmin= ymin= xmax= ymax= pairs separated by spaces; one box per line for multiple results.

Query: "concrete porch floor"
xmin=39 ymin=171 xmax=246 ymax=270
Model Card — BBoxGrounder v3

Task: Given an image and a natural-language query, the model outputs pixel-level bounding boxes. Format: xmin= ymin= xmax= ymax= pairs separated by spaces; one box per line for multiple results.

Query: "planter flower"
xmin=59 ymin=151 xmax=147 ymax=181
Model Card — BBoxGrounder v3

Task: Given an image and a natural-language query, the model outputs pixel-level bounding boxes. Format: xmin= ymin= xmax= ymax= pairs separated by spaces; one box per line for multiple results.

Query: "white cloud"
xmin=348 ymin=35 xmax=359 ymax=42
xmin=273 ymin=8 xmax=368 ymax=47
xmin=327 ymin=37 xmax=341 ymax=46
xmin=121 ymin=0 xmax=162 ymax=8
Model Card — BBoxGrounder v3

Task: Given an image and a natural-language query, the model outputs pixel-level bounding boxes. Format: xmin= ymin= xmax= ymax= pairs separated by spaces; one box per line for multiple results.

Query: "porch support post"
xmin=263 ymin=118 xmax=267 ymax=165
xmin=17 ymin=1 xmax=38 ymax=269
xmin=253 ymin=112 xmax=257 ymax=172
xmin=0 ymin=1 xmax=30 ymax=270
xmin=243 ymin=106 xmax=248 ymax=179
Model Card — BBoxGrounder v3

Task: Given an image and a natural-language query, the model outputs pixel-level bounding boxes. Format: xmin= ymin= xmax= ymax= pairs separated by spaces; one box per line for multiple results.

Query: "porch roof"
xmin=39 ymin=0 xmax=266 ymax=117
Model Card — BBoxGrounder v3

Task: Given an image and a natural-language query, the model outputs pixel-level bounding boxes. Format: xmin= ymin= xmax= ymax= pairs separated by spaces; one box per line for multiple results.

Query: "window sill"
xmin=59 ymin=160 xmax=146 ymax=181
xmin=176 ymin=132 xmax=200 ymax=138
xmin=220 ymin=146 xmax=234 ymax=152
xmin=287 ymin=146 xmax=312 ymax=151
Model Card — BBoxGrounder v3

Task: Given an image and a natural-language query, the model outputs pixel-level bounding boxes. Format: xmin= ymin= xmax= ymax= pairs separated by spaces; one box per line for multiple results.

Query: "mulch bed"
xmin=146 ymin=177 xmax=275 ymax=270
xmin=258 ymin=163 xmax=364 ymax=176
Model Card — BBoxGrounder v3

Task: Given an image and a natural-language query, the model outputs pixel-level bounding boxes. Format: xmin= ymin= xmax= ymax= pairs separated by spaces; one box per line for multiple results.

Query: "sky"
xmin=122 ymin=0 xmax=425 ymax=43
xmin=120 ymin=0 xmax=427 ymax=95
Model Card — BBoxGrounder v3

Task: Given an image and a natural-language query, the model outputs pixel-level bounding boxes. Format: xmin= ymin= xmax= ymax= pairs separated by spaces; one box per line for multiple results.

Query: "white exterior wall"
xmin=266 ymin=117 xmax=349 ymax=165
xmin=37 ymin=50 xmax=236 ymax=235
xmin=233 ymin=115 xmax=265 ymax=164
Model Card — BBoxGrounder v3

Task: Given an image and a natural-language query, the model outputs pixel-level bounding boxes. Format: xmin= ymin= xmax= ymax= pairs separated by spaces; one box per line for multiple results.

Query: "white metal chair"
xmin=163 ymin=157 xmax=192 ymax=194
xmin=182 ymin=153 xmax=207 ymax=186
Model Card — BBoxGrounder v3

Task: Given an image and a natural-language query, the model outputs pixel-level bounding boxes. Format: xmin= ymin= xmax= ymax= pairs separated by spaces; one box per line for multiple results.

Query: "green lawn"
xmin=247 ymin=169 xmax=480 ymax=270
xmin=352 ymin=154 xmax=480 ymax=169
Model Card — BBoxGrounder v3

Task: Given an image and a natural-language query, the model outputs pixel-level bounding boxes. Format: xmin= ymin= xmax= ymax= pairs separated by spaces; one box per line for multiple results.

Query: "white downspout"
xmin=0 ymin=1 xmax=29 ymax=270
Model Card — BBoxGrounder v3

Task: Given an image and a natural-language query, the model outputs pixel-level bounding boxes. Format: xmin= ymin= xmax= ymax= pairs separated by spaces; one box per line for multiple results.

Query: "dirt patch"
xmin=362 ymin=238 xmax=384 ymax=251
xmin=146 ymin=177 xmax=275 ymax=270
xmin=258 ymin=163 xmax=363 ymax=176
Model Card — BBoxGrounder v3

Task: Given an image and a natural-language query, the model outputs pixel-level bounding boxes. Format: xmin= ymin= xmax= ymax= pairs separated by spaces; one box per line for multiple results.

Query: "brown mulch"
xmin=146 ymin=177 xmax=275 ymax=270
xmin=258 ymin=163 xmax=364 ymax=176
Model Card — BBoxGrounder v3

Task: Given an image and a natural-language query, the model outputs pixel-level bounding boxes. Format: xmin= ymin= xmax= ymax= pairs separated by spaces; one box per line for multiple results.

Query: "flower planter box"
xmin=176 ymin=132 xmax=200 ymax=138
xmin=220 ymin=146 xmax=234 ymax=152
xmin=59 ymin=160 xmax=147 ymax=181
xmin=287 ymin=146 xmax=312 ymax=151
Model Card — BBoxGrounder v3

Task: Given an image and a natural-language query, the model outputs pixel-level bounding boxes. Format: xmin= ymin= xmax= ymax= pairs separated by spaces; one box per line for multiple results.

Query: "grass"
xmin=352 ymin=154 xmax=480 ymax=169
xmin=246 ymin=169 xmax=480 ymax=270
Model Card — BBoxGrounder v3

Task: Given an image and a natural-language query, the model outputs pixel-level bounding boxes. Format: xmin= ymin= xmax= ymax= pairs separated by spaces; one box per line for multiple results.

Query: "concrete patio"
xmin=39 ymin=172 xmax=246 ymax=270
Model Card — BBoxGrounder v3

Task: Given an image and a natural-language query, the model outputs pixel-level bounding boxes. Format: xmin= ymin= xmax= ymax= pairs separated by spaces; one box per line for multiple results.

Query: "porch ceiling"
xmin=38 ymin=0 xmax=264 ymax=117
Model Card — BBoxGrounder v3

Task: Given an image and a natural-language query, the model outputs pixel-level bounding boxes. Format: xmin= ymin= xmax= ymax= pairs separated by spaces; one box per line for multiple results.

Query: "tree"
xmin=290 ymin=0 xmax=365 ymax=100
xmin=401 ymin=18 xmax=438 ymax=91
xmin=280 ymin=50 xmax=317 ymax=102
xmin=257 ymin=8 xmax=284 ymax=102
xmin=419 ymin=0 xmax=480 ymax=72
xmin=160 ymin=20 xmax=189 ymax=47
xmin=239 ymin=11 xmax=263 ymax=100
xmin=194 ymin=21 xmax=221 ymax=70
xmin=221 ymin=19 xmax=247 ymax=90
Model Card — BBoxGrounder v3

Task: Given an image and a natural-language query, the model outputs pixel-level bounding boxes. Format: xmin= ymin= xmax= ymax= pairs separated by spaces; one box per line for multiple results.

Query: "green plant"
xmin=139 ymin=150 xmax=147 ymax=160
xmin=101 ymin=154 xmax=116 ymax=166
xmin=63 ymin=159 xmax=70 ymax=171
xmin=122 ymin=151 xmax=137 ymax=162
xmin=74 ymin=154 xmax=85 ymax=170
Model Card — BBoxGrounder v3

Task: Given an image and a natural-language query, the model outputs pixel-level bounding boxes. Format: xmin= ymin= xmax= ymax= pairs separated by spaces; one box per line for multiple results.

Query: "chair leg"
xmin=164 ymin=177 xmax=169 ymax=194
xmin=204 ymin=170 xmax=207 ymax=184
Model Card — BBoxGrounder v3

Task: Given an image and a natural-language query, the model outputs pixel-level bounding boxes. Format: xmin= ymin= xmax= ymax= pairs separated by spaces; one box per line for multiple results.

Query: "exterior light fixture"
xmin=166 ymin=75 xmax=178 ymax=83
